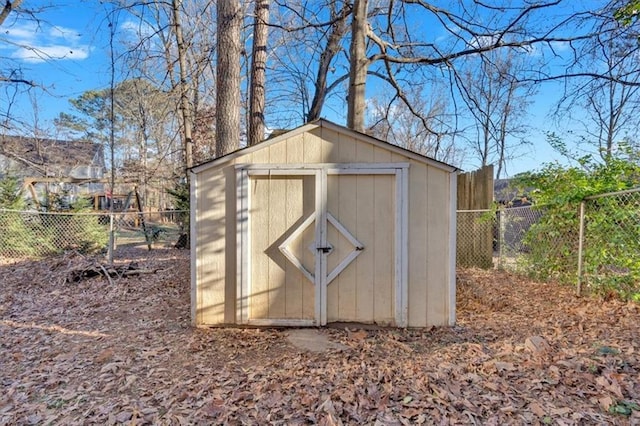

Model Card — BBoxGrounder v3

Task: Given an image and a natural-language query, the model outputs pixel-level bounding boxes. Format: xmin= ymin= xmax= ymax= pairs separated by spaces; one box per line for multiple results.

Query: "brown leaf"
xmin=95 ymin=349 xmax=114 ymax=363
xmin=551 ymin=407 xmax=573 ymax=416
xmin=201 ymin=398 xmax=226 ymax=418
xmin=529 ymin=402 xmax=546 ymax=417
xmin=598 ymin=396 xmax=614 ymax=410
xmin=349 ymin=329 xmax=368 ymax=341
xmin=525 ymin=336 xmax=550 ymax=354
xmin=115 ymin=411 xmax=132 ymax=423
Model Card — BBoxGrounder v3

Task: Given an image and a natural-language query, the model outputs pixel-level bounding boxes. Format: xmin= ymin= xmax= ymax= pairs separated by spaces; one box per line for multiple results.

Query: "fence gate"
xmin=236 ymin=164 xmax=409 ymax=327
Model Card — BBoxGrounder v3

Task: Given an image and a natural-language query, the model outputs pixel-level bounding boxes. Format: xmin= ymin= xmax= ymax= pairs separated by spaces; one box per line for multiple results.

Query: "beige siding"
xmin=407 ymin=161 xmax=429 ymax=327
xmin=373 ymin=147 xmax=394 ymax=324
xmin=405 ymin=160 xmax=453 ymax=327
xmin=223 ymin=166 xmax=238 ymax=323
xmin=195 ymin=166 xmax=229 ymax=325
xmin=426 ymin=166 xmax=451 ymax=325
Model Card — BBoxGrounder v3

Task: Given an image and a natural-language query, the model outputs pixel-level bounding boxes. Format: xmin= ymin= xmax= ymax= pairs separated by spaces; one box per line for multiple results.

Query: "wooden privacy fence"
xmin=457 ymin=165 xmax=494 ymax=269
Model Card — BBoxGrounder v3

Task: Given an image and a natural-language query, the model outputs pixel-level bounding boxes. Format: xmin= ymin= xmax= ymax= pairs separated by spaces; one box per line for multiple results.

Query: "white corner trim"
xmin=236 ymin=168 xmax=249 ymax=324
xmin=190 ymin=171 xmax=197 ymax=326
xmin=448 ymin=171 xmax=457 ymax=326
xmin=394 ymin=168 xmax=409 ymax=327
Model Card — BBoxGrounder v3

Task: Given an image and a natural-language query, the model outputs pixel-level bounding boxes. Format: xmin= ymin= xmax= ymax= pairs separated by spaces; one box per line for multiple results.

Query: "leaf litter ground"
xmin=1 ymin=249 xmax=639 ymax=425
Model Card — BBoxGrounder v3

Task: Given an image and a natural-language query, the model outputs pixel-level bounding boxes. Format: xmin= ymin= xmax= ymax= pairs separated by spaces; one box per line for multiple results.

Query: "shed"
xmin=190 ymin=119 xmax=457 ymax=328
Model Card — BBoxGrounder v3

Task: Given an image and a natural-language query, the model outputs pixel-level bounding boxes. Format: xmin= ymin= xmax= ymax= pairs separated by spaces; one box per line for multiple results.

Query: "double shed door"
xmin=237 ymin=164 xmax=408 ymax=326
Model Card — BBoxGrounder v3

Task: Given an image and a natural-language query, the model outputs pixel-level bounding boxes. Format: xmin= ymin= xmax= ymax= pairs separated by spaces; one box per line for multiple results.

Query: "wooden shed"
xmin=190 ymin=119 xmax=457 ymax=328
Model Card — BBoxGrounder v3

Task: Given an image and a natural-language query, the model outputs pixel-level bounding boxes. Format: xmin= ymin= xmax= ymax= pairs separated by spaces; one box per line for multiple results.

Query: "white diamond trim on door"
xmin=278 ymin=212 xmax=364 ymax=286
xmin=278 ymin=212 xmax=316 ymax=284
xmin=325 ymin=212 xmax=364 ymax=285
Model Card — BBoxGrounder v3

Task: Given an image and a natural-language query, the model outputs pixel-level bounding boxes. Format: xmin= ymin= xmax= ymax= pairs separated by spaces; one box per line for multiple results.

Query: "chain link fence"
xmin=457 ymin=206 xmax=559 ymax=272
xmin=458 ymin=189 xmax=638 ymax=300
xmin=456 ymin=209 xmax=495 ymax=269
xmin=578 ymin=188 xmax=640 ymax=300
xmin=0 ymin=209 xmax=188 ymax=263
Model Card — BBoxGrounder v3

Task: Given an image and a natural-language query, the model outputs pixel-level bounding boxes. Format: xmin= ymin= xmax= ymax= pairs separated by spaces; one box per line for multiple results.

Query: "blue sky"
xmin=2 ymin=1 xmax=582 ymax=177
xmin=3 ymin=2 xmax=112 ymax=124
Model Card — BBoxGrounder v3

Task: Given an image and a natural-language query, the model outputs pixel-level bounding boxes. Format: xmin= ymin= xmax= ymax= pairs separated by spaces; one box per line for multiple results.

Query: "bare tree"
xmin=554 ymin=16 xmax=640 ymax=162
xmin=306 ymin=2 xmax=352 ymax=122
xmin=249 ymin=0 xmax=270 ymax=146
xmin=266 ymin=1 xmax=352 ymax=127
xmin=267 ymin=1 xmax=640 ymax=174
xmin=171 ymin=0 xmax=194 ymax=174
xmin=346 ymin=0 xmax=367 ymax=132
xmin=114 ymin=0 xmax=217 ymax=170
xmin=368 ymin=86 xmax=464 ymax=166
xmin=458 ymin=48 xmax=536 ymax=178
xmin=216 ymin=0 xmax=242 ymax=156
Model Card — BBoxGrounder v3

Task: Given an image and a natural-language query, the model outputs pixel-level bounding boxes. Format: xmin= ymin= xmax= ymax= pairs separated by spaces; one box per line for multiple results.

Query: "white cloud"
xmin=12 ymin=44 xmax=90 ymax=63
xmin=4 ymin=25 xmax=38 ymax=43
xmin=3 ymin=20 xmax=89 ymax=63
xmin=120 ymin=19 xmax=156 ymax=40
xmin=47 ymin=25 xmax=81 ymax=40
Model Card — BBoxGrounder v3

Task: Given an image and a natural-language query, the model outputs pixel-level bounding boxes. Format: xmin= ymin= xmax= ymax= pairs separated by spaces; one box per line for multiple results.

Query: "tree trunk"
xmin=0 ymin=0 xmax=23 ymax=26
xmin=249 ymin=0 xmax=269 ymax=146
xmin=216 ymin=0 xmax=242 ymax=157
xmin=347 ymin=0 xmax=368 ymax=132
xmin=307 ymin=3 xmax=351 ymax=122
xmin=171 ymin=0 xmax=193 ymax=177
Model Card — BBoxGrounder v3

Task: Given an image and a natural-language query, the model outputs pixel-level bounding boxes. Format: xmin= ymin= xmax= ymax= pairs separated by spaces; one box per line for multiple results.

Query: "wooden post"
xmin=456 ymin=165 xmax=494 ymax=268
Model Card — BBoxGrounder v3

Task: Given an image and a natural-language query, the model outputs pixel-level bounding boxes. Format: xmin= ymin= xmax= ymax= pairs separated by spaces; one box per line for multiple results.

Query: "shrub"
xmin=516 ymin=155 xmax=640 ymax=299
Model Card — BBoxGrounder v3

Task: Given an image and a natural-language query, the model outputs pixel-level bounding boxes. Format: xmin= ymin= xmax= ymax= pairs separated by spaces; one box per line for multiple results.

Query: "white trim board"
xmin=448 ymin=171 xmax=457 ymax=326
xmin=189 ymin=170 xmax=198 ymax=326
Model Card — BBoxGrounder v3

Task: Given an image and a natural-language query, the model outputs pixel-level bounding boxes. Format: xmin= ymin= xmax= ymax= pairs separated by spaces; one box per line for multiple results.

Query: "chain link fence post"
xmin=577 ymin=200 xmax=585 ymax=296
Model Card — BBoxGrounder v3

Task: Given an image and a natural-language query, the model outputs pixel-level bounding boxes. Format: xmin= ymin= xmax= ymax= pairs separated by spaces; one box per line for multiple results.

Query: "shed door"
xmin=237 ymin=165 xmax=408 ymax=327
xmin=245 ymin=172 xmax=319 ymax=325
xmin=326 ymin=173 xmax=396 ymax=325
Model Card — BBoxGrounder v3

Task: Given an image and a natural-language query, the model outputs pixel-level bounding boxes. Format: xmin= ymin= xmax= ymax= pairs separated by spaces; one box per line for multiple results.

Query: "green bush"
xmin=0 ymin=177 xmax=108 ymax=257
xmin=0 ymin=176 xmax=49 ymax=257
xmin=516 ymin=154 xmax=640 ymax=299
xmin=45 ymin=198 xmax=109 ymax=254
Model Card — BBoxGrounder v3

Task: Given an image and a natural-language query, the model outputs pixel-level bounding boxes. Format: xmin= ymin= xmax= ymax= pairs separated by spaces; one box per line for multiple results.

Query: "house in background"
xmin=0 ymin=135 xmax=106 ymax=208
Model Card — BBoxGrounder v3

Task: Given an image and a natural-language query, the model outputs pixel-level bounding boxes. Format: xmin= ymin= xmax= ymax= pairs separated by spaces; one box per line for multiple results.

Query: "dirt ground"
xmin=1 ymin=249 xmax=639 ymax=425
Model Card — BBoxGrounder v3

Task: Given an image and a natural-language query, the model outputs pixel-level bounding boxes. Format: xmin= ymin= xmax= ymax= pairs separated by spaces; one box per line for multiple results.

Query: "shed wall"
xmin=193 ymin=125 xmax=455 ymax=327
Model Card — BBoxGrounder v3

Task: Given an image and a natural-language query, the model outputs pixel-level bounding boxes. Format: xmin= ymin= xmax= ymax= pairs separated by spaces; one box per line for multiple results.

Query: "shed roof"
xmin=192 ymin=119 xmax=458 ymax=174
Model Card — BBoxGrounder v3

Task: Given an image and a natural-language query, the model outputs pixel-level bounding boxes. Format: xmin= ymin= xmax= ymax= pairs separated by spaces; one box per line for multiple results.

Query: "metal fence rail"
xmin=0 ymin=209 xmax=188 ymax=262
xmin=578 ymin=188 xmax=640 ymax=299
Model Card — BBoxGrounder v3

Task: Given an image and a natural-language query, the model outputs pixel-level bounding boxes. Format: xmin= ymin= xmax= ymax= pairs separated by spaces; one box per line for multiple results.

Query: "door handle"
xmin=317 ymin=246 xmax=332 ymax=253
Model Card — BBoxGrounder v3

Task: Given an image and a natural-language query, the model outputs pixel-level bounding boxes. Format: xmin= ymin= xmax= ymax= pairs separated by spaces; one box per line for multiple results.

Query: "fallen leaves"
xmin=0 ymin=255 xmax=639 ymax=424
